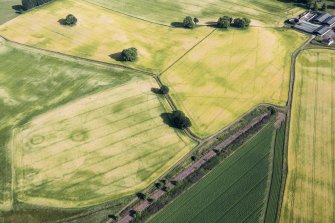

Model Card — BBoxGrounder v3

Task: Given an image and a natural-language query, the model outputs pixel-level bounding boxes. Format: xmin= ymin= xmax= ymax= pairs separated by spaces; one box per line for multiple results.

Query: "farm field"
xmin=0 ymin=0 xmax=212 ymax=73
xmin=162 ymin=27 xmax=307 ymax=137
xmin=281 ymin=50 xmax=335 ymax=222
xmin=0 ymin=0 xmax=21 ymax=25
xmin=0 ymin=38 xmax=195 ymax=212
xmin=264 ymin=120 xmax=286 ymax=223
xmin=86 ymin=0 xmax=302 ymax=26
xmin=149 ymin=120 xmax=279 ymax=223
xmin=0 ymin=37 xmax=137 ymax=211
xmin=13 ymin=78 xmax=195 ymax=208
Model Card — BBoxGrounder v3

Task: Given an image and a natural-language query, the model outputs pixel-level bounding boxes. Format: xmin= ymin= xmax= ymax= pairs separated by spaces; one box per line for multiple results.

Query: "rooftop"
xmin=324 ymin=16 xmax=335 ymax=26
xmin=294 ymin=20 xmax=321 ymax=33
xmin=314 ymin=26 xmax=332 ymax=36
xmin=314 ymin=13 xmax=332 ymax=23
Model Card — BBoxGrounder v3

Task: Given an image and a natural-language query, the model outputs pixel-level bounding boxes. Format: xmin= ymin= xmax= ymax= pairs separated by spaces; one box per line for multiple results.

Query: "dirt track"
xmin=115 ymin=112 xmax=269 ymax=223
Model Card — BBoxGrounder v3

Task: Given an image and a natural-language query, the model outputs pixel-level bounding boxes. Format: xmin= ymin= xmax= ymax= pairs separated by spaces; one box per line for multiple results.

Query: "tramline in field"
xmin=281 ymin=49 xmax=335 ymax=223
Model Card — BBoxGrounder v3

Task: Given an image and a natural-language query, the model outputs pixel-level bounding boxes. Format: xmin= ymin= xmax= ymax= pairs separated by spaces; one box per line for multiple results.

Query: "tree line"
xmin=21 ymin=0 xmax=53 ymax=10
xmin=182 ymin=15 xmax=250 ymax=29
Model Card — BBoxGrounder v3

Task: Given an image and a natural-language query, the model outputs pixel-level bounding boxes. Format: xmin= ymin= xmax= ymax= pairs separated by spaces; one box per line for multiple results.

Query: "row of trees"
xmin=307 ymin=0 xmax=328 ymax=11
xmin=21 ymin=0 xmax=52 ymax=10
xmin=217 ymin=16 xmax=250 ymax=29
xmin=182 ymin=15 xmax=250 ymax=29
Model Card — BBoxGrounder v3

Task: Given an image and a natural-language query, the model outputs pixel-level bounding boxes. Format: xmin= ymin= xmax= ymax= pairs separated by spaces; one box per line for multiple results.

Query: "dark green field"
xmin=264 ymin=122 xmax=286 ymax=223
xmin=149 ymin=120 xmax=284 ymax=223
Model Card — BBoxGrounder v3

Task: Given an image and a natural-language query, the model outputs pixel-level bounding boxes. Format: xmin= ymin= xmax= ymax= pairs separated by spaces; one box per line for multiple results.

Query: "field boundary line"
xmin=158 ymin=29 xmax=217 ymax=77
xmin=114 ymin=113 xmax=271 ymax=223
xmin=0 ymin=35 xmax=156 ymax=77
xmin=81 ymin=0 xmax=171 ymax=28
xmin=262 ymin=126 xmax=278 ymax=222
xmin=276 ymin=35 xmax=314 ymax=223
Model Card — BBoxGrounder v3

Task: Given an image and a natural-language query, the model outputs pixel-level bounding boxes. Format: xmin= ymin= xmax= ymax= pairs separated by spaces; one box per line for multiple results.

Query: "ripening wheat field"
xmin=281 ymin=49 xmax=335 ymax=223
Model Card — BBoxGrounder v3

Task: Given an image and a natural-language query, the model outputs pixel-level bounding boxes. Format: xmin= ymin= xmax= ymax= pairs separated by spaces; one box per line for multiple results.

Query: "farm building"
xmin=293 ymin=20 xmax=321 ymax=34
xmin=313 ymin=13 xmax=335 ymax=26
xmin=323 ymin=38 xmax=334 ymax=46
xmin=293 ymin=13 xmax=335 ymax=34
xmin=313 ymin=25 xmax=332 ymax=36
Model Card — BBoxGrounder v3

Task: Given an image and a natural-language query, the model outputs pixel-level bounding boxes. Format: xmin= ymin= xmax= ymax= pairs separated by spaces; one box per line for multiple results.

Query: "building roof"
xmin=323 ymin=38 xmax=334 ymax=45
xmin=314 ymin=13 xmax=332 ymax=23
xmin=294 ymin=21 xmax=321 ymax=33
xmin=324 ymin=16 xmax=335 ymax=26
xmin=314 ymin=25 xmax=331 ymax=36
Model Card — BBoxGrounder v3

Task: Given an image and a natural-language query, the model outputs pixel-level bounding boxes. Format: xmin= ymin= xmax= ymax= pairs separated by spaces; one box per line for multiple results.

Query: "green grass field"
xmin=0 ymin=0 xmax=212 ymax=73
xmin=264 ymin=120 xmax=286 ymax=223
xmin=0 ymin=38 xmax=195 ymax=211
xmin=162 ymin=28 xmax=307 ymax=137
xmin=149 ymin=120 xmax=278 ymax=223
xmin=0 ymin=0 xmax=21 ymax=25
xmin=86 ymin=0 xmax=302 ymax=26
xmin=281 ymin=49 xmax=335 ymax=222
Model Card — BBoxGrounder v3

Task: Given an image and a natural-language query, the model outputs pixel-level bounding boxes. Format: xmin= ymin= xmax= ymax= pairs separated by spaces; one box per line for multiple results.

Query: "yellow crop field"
xmin=0 ymin=0 xmax=211 ymax=73
xmin=162 ymin=28 xmax=307 ymax=137
xmin=9 ymin=66 xmax=195 ymax=208
xmin=281 ymin=49 xmax=335 ymax=222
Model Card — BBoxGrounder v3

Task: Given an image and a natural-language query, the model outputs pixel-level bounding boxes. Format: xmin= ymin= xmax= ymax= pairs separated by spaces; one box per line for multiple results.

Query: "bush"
xmin=233 ymin=17 xmax=250 ymax=29
xmin=217 ymin=16 xmax=232 ymax=29
xmin=169 ymin=110 xmax=192 ymax=129
xmin=64 ymin=14 xmax=77 ymax=26
xmin=193 ymin=17 xmax=199 ymax=24
xmin=160 ymin=85 xmax=169 ymax=94
xmin=108 ymin=214 xmax=119 ymax=221
xmin=183 ymin=16 xmax=195 ymax=29
xmin=136 ymin=192 xmax=146 ymax=200
xmin=120 ymin=47 xmax=138 ymax=62
xmin=22 ymin=0 xmax=52 ymax=10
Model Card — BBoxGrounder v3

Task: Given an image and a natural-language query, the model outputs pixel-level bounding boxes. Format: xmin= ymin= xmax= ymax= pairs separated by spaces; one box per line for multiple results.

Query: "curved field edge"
xmin=84 ymin=0 xmax=302 ymax=27
xmin=0 ymin=0 xmax=213 ymax=73
xmin=162 ymin=27 xmax=308 ymax=137
xmin=148 ymin=120 xmax=278 ymax=223
xmin=281 ymin=49 xmax=335 ymax=222
xmin=0 ymin=37 xmax=140 ymax=211
xmin=0 ymin=38 xmax=195 ymax=211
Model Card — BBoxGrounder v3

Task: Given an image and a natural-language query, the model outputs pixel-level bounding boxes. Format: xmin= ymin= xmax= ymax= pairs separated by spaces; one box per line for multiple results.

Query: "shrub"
xmin=64 ymin=14 xmax=77 ymax=26
xmin=120 ymin=47 xmax=138 ymax=62
xmin=217 ymin=16 xmax=232 ymax=29
xmin=160 ymin=85 xmax=169 ymax=94
xmin=169 ymin=110 xmax=192 ymax=129
xmin=183 ymin=16 xmax=195 ymax=29
xmin=233 ymin=17 xmax=250 ymax=29
xmin=193 ymin=17 xmax=199 ymax=24
xmin=22 ymin=0 xmax=53 ymax=10
xmin=136 ymin=192 xmax=147 ymax=200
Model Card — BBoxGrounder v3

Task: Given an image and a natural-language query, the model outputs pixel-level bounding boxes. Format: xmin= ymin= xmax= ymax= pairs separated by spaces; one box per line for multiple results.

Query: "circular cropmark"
xmin=30 ymin=135 xmax=45 ymax=145
xmin=69 ymin=129 xmax=89 ymax=142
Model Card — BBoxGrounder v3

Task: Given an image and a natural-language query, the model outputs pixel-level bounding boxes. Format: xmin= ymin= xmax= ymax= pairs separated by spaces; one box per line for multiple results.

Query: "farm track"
xmin=113 ymin=112 xmax=270 ymax=223
xmin=0 ymin=7 xmax=318 ymax=221
xmin=276 ymin=35 xmax=314 ymax=222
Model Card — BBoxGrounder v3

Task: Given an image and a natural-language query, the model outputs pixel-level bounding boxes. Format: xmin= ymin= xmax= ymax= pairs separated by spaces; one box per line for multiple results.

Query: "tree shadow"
xmin=151 ymin=88 xmax=163 ymax=94
xmin=12 ymin=5 xmax=24 ymax=14
xmin=160 ymin=113 xmax=174 ymax=128
xmin=58 ymin=19 xmax=67 ymax=25
xmin=205 ymin=21 xmax=218 ymax=28
xmin=109 ymin=52 xmax=122 ymax=61
xmin=170 ymin=22 xmax=185 ymax=28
